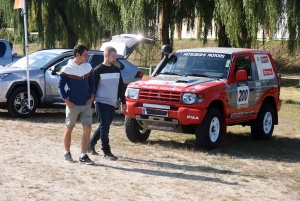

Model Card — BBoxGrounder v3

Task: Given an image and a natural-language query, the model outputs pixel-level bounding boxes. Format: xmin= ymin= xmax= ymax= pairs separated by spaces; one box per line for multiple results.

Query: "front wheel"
xmin=125 ymin=116 xmax=151 ymax=142
xmin=195 ymin=107 xmax=222 ymax=150
xmin=7 ymin=87 xmax=38 ymax=118
xmin=251 ymin=103 xmax=274 ymax=140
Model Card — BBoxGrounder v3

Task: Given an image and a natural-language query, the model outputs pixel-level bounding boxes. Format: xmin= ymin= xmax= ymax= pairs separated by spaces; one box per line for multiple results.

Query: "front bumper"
xmin=124 ymin=101 xmax=207 ymax=125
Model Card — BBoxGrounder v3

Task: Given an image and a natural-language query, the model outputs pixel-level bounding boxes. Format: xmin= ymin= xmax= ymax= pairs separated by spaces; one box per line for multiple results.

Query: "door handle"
xmin=250 ymin=88 xmax=255 ymax=92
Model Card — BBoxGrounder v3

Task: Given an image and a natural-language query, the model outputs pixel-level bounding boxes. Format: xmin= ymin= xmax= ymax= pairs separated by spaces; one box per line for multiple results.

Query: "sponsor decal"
xmin=261 ymin=80 xmax=269 ymax=85
xmin=187 ymin=115 xmax=199 ymax=120
xmin=260 ymin=56 xmax=269 ymax=63
xmin=237 ymin=104 xmax=249 ymax=109
xmin=140 ymin=85 xmax=182 ymax=91
xmin=182 ymin=52 xmax=225 ymax=58
xmin=194 ymin=85 xmax=207 ymax=90
xmin=255 ymin=81 xmax=262 ymax=87
xmin=230 ymin=111 xmax=253 ymax=119
xmin=237 ymin=82 xmax=249 ymax=105
xmin=263 ymin=68 xmax=273 ymax=76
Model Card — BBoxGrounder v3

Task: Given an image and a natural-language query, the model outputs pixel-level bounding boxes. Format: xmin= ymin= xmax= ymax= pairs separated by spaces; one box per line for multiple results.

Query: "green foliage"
xmin=1 ymin=0 xmax=300 ymax=54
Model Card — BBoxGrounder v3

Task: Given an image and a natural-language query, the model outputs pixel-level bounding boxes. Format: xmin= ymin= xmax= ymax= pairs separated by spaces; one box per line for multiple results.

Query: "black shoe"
xmin=103 ymin=152 xmax=118 ymax=161
xmin=87 ymin=144 xmax=99 ymax=155
xmin=64 ymin=152 xmax=74 ymax=162
xmin=79 ymin=154 xmax=95 ymax=165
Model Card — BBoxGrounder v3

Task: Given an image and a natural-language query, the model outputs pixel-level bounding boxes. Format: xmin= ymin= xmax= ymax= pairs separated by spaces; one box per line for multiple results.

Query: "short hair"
xmin=104 ymin=46 xmax=117 ymax=56
xmin=9 ymin=42 xmax=13 ymax=49
xmin=73 ymin=44 xmax=88 ymax=57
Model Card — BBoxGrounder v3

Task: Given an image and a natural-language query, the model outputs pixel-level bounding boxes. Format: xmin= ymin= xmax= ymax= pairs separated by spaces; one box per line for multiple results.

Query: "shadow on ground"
xmin=144 ymin=132 xmax=300 ymax=163
xmin=101 ymin=158 xmax=240 ymax=185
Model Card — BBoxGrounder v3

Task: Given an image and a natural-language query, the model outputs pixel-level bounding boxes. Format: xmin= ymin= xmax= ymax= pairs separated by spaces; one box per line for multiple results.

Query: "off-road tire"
xmin=251 ymin=103 xmax=274 ymax=140
xmin=7 ymin=87 xmax=38 ymax=118
xmin=125 ymin=116 xmax=151 ymax=142
xmin=195 ymin=107 xmax=222 ymax=150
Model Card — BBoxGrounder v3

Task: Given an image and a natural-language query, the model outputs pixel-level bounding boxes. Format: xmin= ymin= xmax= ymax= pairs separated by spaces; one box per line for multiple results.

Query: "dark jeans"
xmin=89 ymin=102 xmax=115 ymax=153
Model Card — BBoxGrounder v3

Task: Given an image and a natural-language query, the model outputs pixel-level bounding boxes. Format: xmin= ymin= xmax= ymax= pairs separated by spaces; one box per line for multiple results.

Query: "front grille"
xmin=139 ymin=89 xmax=181 ymax=103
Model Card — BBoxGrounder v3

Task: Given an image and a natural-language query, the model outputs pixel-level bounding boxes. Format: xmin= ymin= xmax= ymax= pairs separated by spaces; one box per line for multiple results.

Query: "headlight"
xmin=0 ymin=73 xmax=10 ymax=79
xmin=125 ymin=88 xmax=140 ymax=99
xmin=182 ymin=93 xmax=196 ymax=104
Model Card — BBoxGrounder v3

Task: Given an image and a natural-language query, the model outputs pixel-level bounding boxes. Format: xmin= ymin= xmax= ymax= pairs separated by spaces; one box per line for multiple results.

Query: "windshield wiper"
xmin=160 ymin=72 xmax=181 ymax=76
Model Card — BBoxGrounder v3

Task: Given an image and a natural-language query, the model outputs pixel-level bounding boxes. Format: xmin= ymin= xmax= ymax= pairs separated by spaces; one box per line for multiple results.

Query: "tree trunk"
xmin=217 ymin=22 xmax=231 ymax=47
xmin=55 ymin=2 xmax=77 ymax=48
xmin=160 ymin=0 xmax=171 ymax=45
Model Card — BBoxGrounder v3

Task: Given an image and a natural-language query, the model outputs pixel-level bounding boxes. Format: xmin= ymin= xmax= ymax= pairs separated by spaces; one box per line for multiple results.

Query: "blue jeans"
xmin=90 ymin=102 xmax=115 ymax=153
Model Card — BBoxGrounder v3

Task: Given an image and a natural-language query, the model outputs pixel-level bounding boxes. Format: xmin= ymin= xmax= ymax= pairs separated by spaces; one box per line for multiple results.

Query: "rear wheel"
xmin=7 ymin=87 xmax=38 ymax=118
xmin=251 ymin=103 xmax=274 ymax=140
xmin=195 ymin=107 xmax=222 ymax=150
xmin=125 ymin=116 xmax=151 ymax=142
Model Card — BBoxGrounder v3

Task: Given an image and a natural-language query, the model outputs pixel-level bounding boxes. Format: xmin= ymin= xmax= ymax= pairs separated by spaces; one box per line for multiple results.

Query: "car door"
xmin=44 ymin=56 xmax=73 ymax=104
xmin=228 ymin=55 xmax=256 ymax=119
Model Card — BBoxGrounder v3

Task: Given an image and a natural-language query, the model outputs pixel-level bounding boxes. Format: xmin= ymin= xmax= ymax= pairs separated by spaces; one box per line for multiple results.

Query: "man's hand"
xmin=65 ymin=99 xmax=74 ymax=108
xmin=86 ymin=95 xmax=94 ymax=105
xmin=121 ymin=103 xmax=127 ymax=111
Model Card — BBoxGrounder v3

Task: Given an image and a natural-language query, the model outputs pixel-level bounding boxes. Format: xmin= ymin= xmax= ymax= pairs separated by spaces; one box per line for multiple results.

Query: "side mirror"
xmin=235 ymin=70 xmax=247 ymax=82
xmin=49 ymin=66 xmax=57 ymax=75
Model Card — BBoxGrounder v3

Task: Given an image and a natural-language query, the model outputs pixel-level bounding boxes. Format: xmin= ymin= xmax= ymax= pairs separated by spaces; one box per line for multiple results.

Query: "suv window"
xmin=234 ymin=56 xmax=252 ymax=80
xmin=0 ymin=42 xmax=7 ymax=57
xmin=89 ymin=55 xmax=104 ymax=68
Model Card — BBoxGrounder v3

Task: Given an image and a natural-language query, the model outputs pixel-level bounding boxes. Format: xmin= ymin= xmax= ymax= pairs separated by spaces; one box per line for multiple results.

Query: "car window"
xmin=0 ymin=42 xmax=6 ymax=57
xmin=89 ymin=55 xmax=104 ymax=68
xmin=234 ymin=56 xmax=252 ymax=80
xmin=55 ymin=56 xmax=73 ymax=72
xmin=114 ymin=60 xmax=125 ymax=70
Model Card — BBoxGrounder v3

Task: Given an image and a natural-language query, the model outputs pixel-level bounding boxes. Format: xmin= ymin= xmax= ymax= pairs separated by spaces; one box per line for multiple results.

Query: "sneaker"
xmin=103 ymin=152 xmax=118 ymax=161
xmin=64 ymin=152 xmax=73 ymax=162
xmin=87 ymin=144 xmax=99 ymax=155
xmin=79 ymin=154 xmax=95 ymax=165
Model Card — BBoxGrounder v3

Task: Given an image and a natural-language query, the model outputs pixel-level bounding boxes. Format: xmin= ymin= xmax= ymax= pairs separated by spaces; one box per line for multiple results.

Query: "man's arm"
xmin=57 ymin=73 xmax=68 ymax=100
xmin=117 ymin=71 xmax=126 ymax=105
xmin=57 ymin=73 xmax=74 ymax=108
xmin=87 ymin=70 xmax=95 ymax=105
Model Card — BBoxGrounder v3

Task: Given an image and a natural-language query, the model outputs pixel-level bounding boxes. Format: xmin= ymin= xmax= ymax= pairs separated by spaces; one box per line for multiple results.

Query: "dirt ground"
xmin=0 ymin=105 xmax=299 ymax=201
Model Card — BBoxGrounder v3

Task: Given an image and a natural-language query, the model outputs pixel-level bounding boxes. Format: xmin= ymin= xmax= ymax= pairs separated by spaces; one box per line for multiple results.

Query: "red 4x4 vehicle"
xmin=123 ymin=45 xmax=282 ymax=150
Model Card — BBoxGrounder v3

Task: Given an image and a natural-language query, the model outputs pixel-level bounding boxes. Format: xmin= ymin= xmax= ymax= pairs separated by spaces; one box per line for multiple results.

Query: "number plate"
xmin=142 ymin=108 xmax=168 ymax=117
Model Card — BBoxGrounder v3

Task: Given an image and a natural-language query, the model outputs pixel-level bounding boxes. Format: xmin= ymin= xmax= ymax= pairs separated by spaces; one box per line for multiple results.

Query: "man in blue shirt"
xmin=57 ymin=45 xmax=95 ymax=165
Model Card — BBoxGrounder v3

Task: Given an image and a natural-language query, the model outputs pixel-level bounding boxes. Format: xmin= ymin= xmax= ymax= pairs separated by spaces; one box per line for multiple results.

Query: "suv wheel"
xmin=195 ymin=107 xmax=222 ymax=150
xmin=125 ymin=116 xmax=151 ymax=142
xmin=251 ymin=103 xmax=274 ymax=140
xmin=7 ymin=87 xmax=38 ymax=118
xmin=115 ymin=99 xmax=122 ymax=115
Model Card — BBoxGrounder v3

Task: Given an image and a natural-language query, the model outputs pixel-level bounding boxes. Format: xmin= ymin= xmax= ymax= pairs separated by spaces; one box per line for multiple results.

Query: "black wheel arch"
xmin=6 ymin=81 xmax=43 ymax=106
xmin=207 ymin=99 xmax=226 ymax=135
xmin=260 ymin=96 xmax=278 ymax=125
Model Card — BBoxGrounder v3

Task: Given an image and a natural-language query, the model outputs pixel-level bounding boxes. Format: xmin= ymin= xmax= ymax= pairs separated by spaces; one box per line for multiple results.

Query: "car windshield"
xmin=10 ymin=51 xmax=59 ymax=69
xmin=161 ymin=52 xmax=232 ymax=79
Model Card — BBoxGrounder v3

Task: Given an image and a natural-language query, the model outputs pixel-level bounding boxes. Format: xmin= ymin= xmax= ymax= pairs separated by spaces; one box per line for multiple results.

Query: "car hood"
xmin=128 ymin=75 xmax=228 ymax=92
xmin=100 ymin=34 xmax=154 ymax=58
xmin=0 ymin=66 xmax=31 ymax=73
